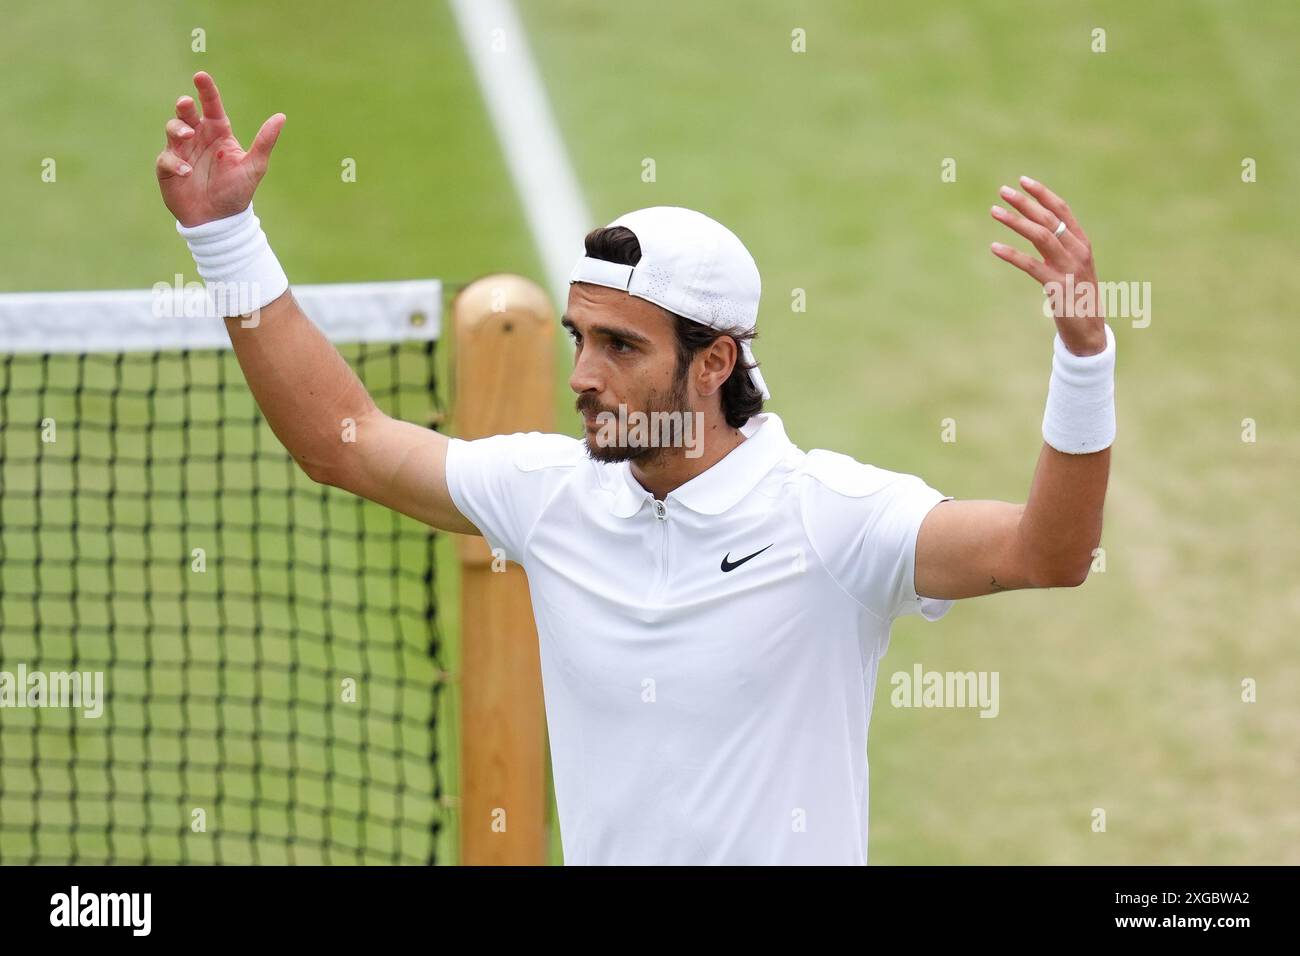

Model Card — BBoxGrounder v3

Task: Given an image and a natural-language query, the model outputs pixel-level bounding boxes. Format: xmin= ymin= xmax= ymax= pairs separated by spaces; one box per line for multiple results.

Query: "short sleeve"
xmin=800 ymin=450 xmax=955 ymax=623
xmin=443 ymin=431 xmax=582 ymax=564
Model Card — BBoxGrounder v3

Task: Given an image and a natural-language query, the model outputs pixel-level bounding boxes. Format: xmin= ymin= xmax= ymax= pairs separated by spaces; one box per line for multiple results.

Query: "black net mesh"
xmin=0 ymin=340 xmax=447 ymax=864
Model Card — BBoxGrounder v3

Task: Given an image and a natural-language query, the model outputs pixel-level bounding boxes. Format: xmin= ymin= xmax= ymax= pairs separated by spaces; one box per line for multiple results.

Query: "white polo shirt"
xmin=444 ymin=411 xmax=954 ymax=865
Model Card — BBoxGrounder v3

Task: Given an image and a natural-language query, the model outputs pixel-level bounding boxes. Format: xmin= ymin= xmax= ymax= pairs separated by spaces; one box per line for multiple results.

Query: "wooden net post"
xmin=453 ymin=274 xmax=554 ymax=865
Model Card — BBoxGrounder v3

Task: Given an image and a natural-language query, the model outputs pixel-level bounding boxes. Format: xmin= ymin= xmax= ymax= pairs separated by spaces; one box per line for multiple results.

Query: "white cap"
xmin=567 ymin=206 xmax=769 ymax=400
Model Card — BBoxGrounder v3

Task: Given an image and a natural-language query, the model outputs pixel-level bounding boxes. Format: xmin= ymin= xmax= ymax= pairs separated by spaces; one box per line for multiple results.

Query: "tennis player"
xmin=157 ymin=73 xmax=1115 ymax=865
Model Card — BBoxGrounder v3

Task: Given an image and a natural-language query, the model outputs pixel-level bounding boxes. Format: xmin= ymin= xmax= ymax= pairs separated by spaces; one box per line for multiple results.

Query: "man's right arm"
xmin=157 ymin=71 xmax=478 ymax=536
xmin=223 ymin=290 xmax=479 ymax=535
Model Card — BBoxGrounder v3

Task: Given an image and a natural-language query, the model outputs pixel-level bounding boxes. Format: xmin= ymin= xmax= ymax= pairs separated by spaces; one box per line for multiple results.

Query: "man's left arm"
xmin=914 ymin=176 xmax=1115 ymax=600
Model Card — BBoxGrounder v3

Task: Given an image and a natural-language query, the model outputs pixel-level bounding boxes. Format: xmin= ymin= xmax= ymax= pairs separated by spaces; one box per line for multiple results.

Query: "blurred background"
xmin=1 ymin=0 xmax=1296 ymax=864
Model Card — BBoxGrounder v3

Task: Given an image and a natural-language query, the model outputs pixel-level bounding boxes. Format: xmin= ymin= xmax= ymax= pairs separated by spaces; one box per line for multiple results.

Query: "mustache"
xmin=576 ymin=396 xmax=616 ymax=417
xmin=576 ymin=378 xmax=691 ymax=420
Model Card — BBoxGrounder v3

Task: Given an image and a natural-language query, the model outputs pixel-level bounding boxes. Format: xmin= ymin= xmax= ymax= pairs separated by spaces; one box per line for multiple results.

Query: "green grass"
xmin=519 ymin=0 xmax=1300 ymax=863
xmin=2 ymin=0 xmax=1297 ymax=865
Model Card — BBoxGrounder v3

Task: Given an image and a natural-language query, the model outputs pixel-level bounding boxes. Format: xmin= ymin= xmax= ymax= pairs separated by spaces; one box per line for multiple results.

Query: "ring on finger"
xmin=1053 ymin=220 xmax=1067 ymax=239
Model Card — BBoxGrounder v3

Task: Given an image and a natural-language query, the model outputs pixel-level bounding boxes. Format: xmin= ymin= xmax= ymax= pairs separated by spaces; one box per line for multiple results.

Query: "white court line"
xmin=448 ymin=0 xmax=592 ymax=308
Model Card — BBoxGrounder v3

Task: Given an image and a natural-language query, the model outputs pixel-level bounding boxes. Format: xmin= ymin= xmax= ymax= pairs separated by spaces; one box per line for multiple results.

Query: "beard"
xmin=577 ymin=367 xmax=692 ymax=466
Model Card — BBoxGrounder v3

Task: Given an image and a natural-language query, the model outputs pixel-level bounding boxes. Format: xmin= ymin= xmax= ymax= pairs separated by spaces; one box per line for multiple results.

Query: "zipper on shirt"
xmin=651 ymin=498 xmax=668 ymax=599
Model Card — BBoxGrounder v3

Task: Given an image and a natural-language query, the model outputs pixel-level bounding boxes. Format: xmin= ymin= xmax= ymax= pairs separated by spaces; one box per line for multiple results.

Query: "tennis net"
xmin=0 ymin=280 xmax=449 ymax=864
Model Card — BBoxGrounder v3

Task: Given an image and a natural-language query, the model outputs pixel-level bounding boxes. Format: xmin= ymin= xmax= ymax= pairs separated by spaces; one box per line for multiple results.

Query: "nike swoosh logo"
xmin=720 ymin=544 xmax=774 ymax=573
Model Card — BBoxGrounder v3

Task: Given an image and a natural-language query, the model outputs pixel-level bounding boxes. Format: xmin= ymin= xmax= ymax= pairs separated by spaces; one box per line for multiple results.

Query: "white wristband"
xmin=1041 ymin=323 xmax=1116 ymax=454
xmin=176 ymin=204 xmax=288 ymax=318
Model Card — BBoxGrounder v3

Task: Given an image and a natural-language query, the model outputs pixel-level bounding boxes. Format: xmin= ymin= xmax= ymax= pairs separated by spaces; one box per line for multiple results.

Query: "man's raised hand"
xmin=989 ymin=176 xmax=1107 ymax=357
xmin=156 ymin=71 xmax=285 ymax=228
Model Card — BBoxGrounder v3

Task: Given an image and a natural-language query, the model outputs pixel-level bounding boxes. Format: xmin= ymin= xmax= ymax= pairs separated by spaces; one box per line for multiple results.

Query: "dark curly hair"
xmin=581 ymin=225 xmax=765 ymax=429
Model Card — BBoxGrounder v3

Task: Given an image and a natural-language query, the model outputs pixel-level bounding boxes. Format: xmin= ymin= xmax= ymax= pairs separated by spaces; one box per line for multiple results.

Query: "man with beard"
xmin=157 ymin=72 xmax=1115 ymax=865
